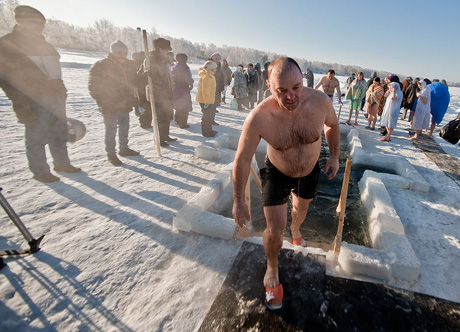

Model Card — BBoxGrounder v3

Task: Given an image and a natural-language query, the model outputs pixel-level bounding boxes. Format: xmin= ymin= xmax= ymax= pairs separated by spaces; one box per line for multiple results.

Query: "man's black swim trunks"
xmin=260 ymin=156 xmax=320 ymax=206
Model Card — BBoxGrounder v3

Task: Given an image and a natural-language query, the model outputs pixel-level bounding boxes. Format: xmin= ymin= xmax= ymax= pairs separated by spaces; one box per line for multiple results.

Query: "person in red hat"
xmin=0 ymin=5 xmax=81 ymax=182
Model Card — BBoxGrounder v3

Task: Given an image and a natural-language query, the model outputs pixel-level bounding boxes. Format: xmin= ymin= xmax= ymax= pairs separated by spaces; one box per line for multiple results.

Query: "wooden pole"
xmin=142 ymin=30 xmax=162 ymax=156
xmin=333 ymin=158 xmax=352 ymax=254
xmin=337 ymin=104 xmax=342 ymax=119
xmin=249 ymin=164 xmax=262 ymax=193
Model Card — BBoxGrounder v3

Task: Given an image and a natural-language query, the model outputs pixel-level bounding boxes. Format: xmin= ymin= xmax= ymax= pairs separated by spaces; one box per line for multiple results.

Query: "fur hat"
xmin=14 ymin=5 xmax=46 ymax=22
xmin=153 ymin=38 xmax=172 ymax=51
xmin=204 ymin=60 xmax=217 ymax=70
xmin=109 ymin=40 xmax=128 ymax=54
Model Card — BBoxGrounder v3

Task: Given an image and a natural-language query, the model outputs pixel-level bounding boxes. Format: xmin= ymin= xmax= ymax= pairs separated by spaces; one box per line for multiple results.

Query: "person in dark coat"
xmin=139 ymin=37 xmax=176 ymax=147
xmin=221 ymin=59 xmax=233 ymax=104
xmin=255 ymin=62 xmax=264 ymax=104
xmin=88 ymin=40 xmax=140 ymax=166
xmin=262 ymin=62 xmax=270 ymax=99
xmin=0 ymin=5 xmax=80 ymax=182
xmin=171 ymin=53 xmax=194 ymax=129
xmin=304 ymin=68 xmax=314 ymax=88
xmin=246 ymin=63 xmax=259 ymax=109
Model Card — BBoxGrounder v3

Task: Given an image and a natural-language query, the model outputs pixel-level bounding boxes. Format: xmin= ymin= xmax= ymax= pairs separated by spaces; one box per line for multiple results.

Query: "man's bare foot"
xmin=264 ymin=265 xmax=279 ymax=288
xmin=410 ymin=136 xmax=419 ymax=141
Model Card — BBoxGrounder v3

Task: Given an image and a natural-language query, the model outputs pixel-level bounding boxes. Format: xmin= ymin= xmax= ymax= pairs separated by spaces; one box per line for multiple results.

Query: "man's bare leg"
xmin=290 ymin=193 xmax=312 ymax=240
xmin=263 ymin=204 xmax=287 ymax=288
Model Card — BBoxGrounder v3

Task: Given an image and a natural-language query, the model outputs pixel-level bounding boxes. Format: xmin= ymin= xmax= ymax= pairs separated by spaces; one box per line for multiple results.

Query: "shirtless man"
xmin=232 ymin=57 xmax=340 ymax=310
xmin=315 ymin=69 xmax=343 ymax=104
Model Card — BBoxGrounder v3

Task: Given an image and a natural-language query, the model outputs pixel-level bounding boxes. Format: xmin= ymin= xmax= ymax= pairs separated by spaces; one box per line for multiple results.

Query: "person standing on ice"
xmin=344 ymin=71 xmax=366 ymax=125
xmin=304 ymin=68 xmax=314 ymax=88
xmin=410 ymin=80 xmax=431 ymax=141
xmin=314 ymin=69 xmax=342 ymax=105
xmin=88 ymin=40 xmax=140 ymax=166
xmin=138 ymin=38 xmax=176 ymax=147
xmin=196 ymin=60 xmax=218 ymax=137
xmin=171 ymin=53 xmax=194 ymax=129
xmin=0 ymin=5 xmax=81 ymax=182
xmin=379 ymin=82 xmax=403 ymax=142
xmin=220 ymin=59 xmax=233 ymax=104
xmin=232 ymin=57 xmax=340 ymax=311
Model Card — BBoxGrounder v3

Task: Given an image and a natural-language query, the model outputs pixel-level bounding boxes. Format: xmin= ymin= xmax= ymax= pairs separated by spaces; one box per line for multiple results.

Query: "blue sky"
xmin=22 ymin=0 xmax=460 ymax=82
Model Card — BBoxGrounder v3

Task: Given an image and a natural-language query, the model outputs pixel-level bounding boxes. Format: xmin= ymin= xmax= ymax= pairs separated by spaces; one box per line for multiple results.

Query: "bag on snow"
xmin=439 ymin=118 xmax=460 ymax=144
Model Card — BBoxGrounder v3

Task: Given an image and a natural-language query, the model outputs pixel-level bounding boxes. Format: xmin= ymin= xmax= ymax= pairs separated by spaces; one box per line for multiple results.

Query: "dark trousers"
xmin=200 ymin=103 xmax=214 ymax=135
xmin=174 ymin=109 xmax=189 ymax=128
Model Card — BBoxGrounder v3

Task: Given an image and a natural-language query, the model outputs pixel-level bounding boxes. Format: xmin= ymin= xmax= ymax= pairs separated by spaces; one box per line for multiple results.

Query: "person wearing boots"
xmin=171 ymin=53 xmax=194 ymax=129
xmin=196 ymin=60 xmax=218 ymax=137
xmin=139 ymin=37 xmax=176 ymax=147
xmin=0 ymin=5 xmax=81 ymax=182
xmin=88 ymin=40 xmax=140 ymax=166
xmin=221 ymin=59 xmax=233 ymax=104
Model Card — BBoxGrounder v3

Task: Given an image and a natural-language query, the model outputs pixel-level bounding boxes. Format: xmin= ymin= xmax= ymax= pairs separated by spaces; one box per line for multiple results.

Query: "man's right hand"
xmin=232 ymin=201 xmax=250 ymax=228
xmin=13 ymin=101 xmax=37 ymax=125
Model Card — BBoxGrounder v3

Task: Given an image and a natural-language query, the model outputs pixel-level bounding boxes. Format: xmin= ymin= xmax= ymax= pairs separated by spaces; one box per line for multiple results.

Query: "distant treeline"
xmin=1 ymin=0 xmax=458 ymax=86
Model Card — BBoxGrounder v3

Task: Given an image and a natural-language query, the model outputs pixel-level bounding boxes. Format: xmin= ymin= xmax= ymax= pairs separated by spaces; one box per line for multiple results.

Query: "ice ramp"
xmin=198 ymin=242 xmax=460 ymax=332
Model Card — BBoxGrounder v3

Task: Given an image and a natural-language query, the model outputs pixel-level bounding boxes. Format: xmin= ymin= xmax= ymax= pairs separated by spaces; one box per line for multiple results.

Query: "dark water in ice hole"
xmin=222 ymin=133 xmax=397 ymax=248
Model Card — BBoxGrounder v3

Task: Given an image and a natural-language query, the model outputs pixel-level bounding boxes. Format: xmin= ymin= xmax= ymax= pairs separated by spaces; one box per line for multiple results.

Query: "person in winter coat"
xmin=232 ymin=65 xmax=249 ymax=110
xmin=364 ymin=77 xmax=384 ymax=130
xmin=379 ymin=82 xmax=403 ymax=142
xmin=246 ymin=63 xmax=259 ymax=109
xmin=171 ymin=53 xmax=194 ymax=129
xmin=221 ymin=59 xmax=233 ymax=104
xmin=345 ymin=72 xmax=366 ymax=125
xmin=346 ymin=73 xmax=356 ymax=89
xmin=196 ymin=60 xmax=218 ymax=137
xmin=304 ymin=68 xmax=314 ymax=88
xmin=255 ymin=62 xmax=264 ymax=104
xmin=88 ymin=40 xmax=140 ymax=166
xmin=0 ymin=5 xmax=81 ymax=182
xmin=210 ymin=52 xmax=224 ymax=126
xmin=410 ymin=80 xmax=431 ymax=140
xmin=139 ymin=37 xmax=176 ymax=147
xmin=262 ymin=62 xmax=270 ymax=99
xmin=363 ymin=71 xmax=377 ymax=116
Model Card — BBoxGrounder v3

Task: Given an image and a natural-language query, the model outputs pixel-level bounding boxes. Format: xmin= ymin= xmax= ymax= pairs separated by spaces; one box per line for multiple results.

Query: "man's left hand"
xmin=324 ymin=158 xmax=339 ymax=180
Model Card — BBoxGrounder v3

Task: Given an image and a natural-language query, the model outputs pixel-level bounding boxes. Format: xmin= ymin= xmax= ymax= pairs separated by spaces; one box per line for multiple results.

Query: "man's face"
xmin=17 ymin=19 xmax=45 ymax=34
xmin=327 ymin=72 xmax=335 ymax=80
xmin=112 ymin=51 xmax=128 ymax=62
xmin=268 ymin=64 xmax=303 ymax=111
xmin=159 ymin=48 xmax=169 ymax=60
xmin=248 ymin=65 xmax=253 ymax=71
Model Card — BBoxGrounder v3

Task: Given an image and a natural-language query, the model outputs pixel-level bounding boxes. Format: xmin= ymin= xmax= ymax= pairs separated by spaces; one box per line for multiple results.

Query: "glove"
xmin=12 ymin=100 xmax=37 ymax=125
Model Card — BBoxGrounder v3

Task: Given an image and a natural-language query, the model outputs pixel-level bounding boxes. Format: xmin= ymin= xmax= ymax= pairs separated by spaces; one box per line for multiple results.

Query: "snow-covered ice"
xmin=1 ymin=50 xmax=460 ymax=331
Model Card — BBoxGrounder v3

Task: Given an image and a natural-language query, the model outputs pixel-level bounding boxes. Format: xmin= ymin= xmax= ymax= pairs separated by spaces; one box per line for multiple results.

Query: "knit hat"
xmin=153 ymin=38 xmax=172 ymax=51
xmin=210 ymin=52 xmax=221 ymax=60
xmin=14 ymin=5 xmax=46 ymax=22
xmin=110 ymin=40 xmax=128 ymax=53
xmin=204 ymin=60 xmax=217 ymax=70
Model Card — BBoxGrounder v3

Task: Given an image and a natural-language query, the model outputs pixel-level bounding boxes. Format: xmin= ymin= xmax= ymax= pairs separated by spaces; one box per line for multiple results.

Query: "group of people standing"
xmin=340 ymin=72 xmax=447 ymax=143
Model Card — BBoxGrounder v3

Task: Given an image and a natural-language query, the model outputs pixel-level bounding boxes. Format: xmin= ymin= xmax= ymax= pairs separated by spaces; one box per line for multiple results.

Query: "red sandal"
xmin=265 ymin=284 xmax=285 ymax=311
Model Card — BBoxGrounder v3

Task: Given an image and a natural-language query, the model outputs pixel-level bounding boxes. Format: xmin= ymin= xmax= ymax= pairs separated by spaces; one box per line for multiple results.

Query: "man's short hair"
xmin=328 ymin=69 xmax=335 ymax=75
xmin=267 ymin=57 xmax=302 ymax=80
